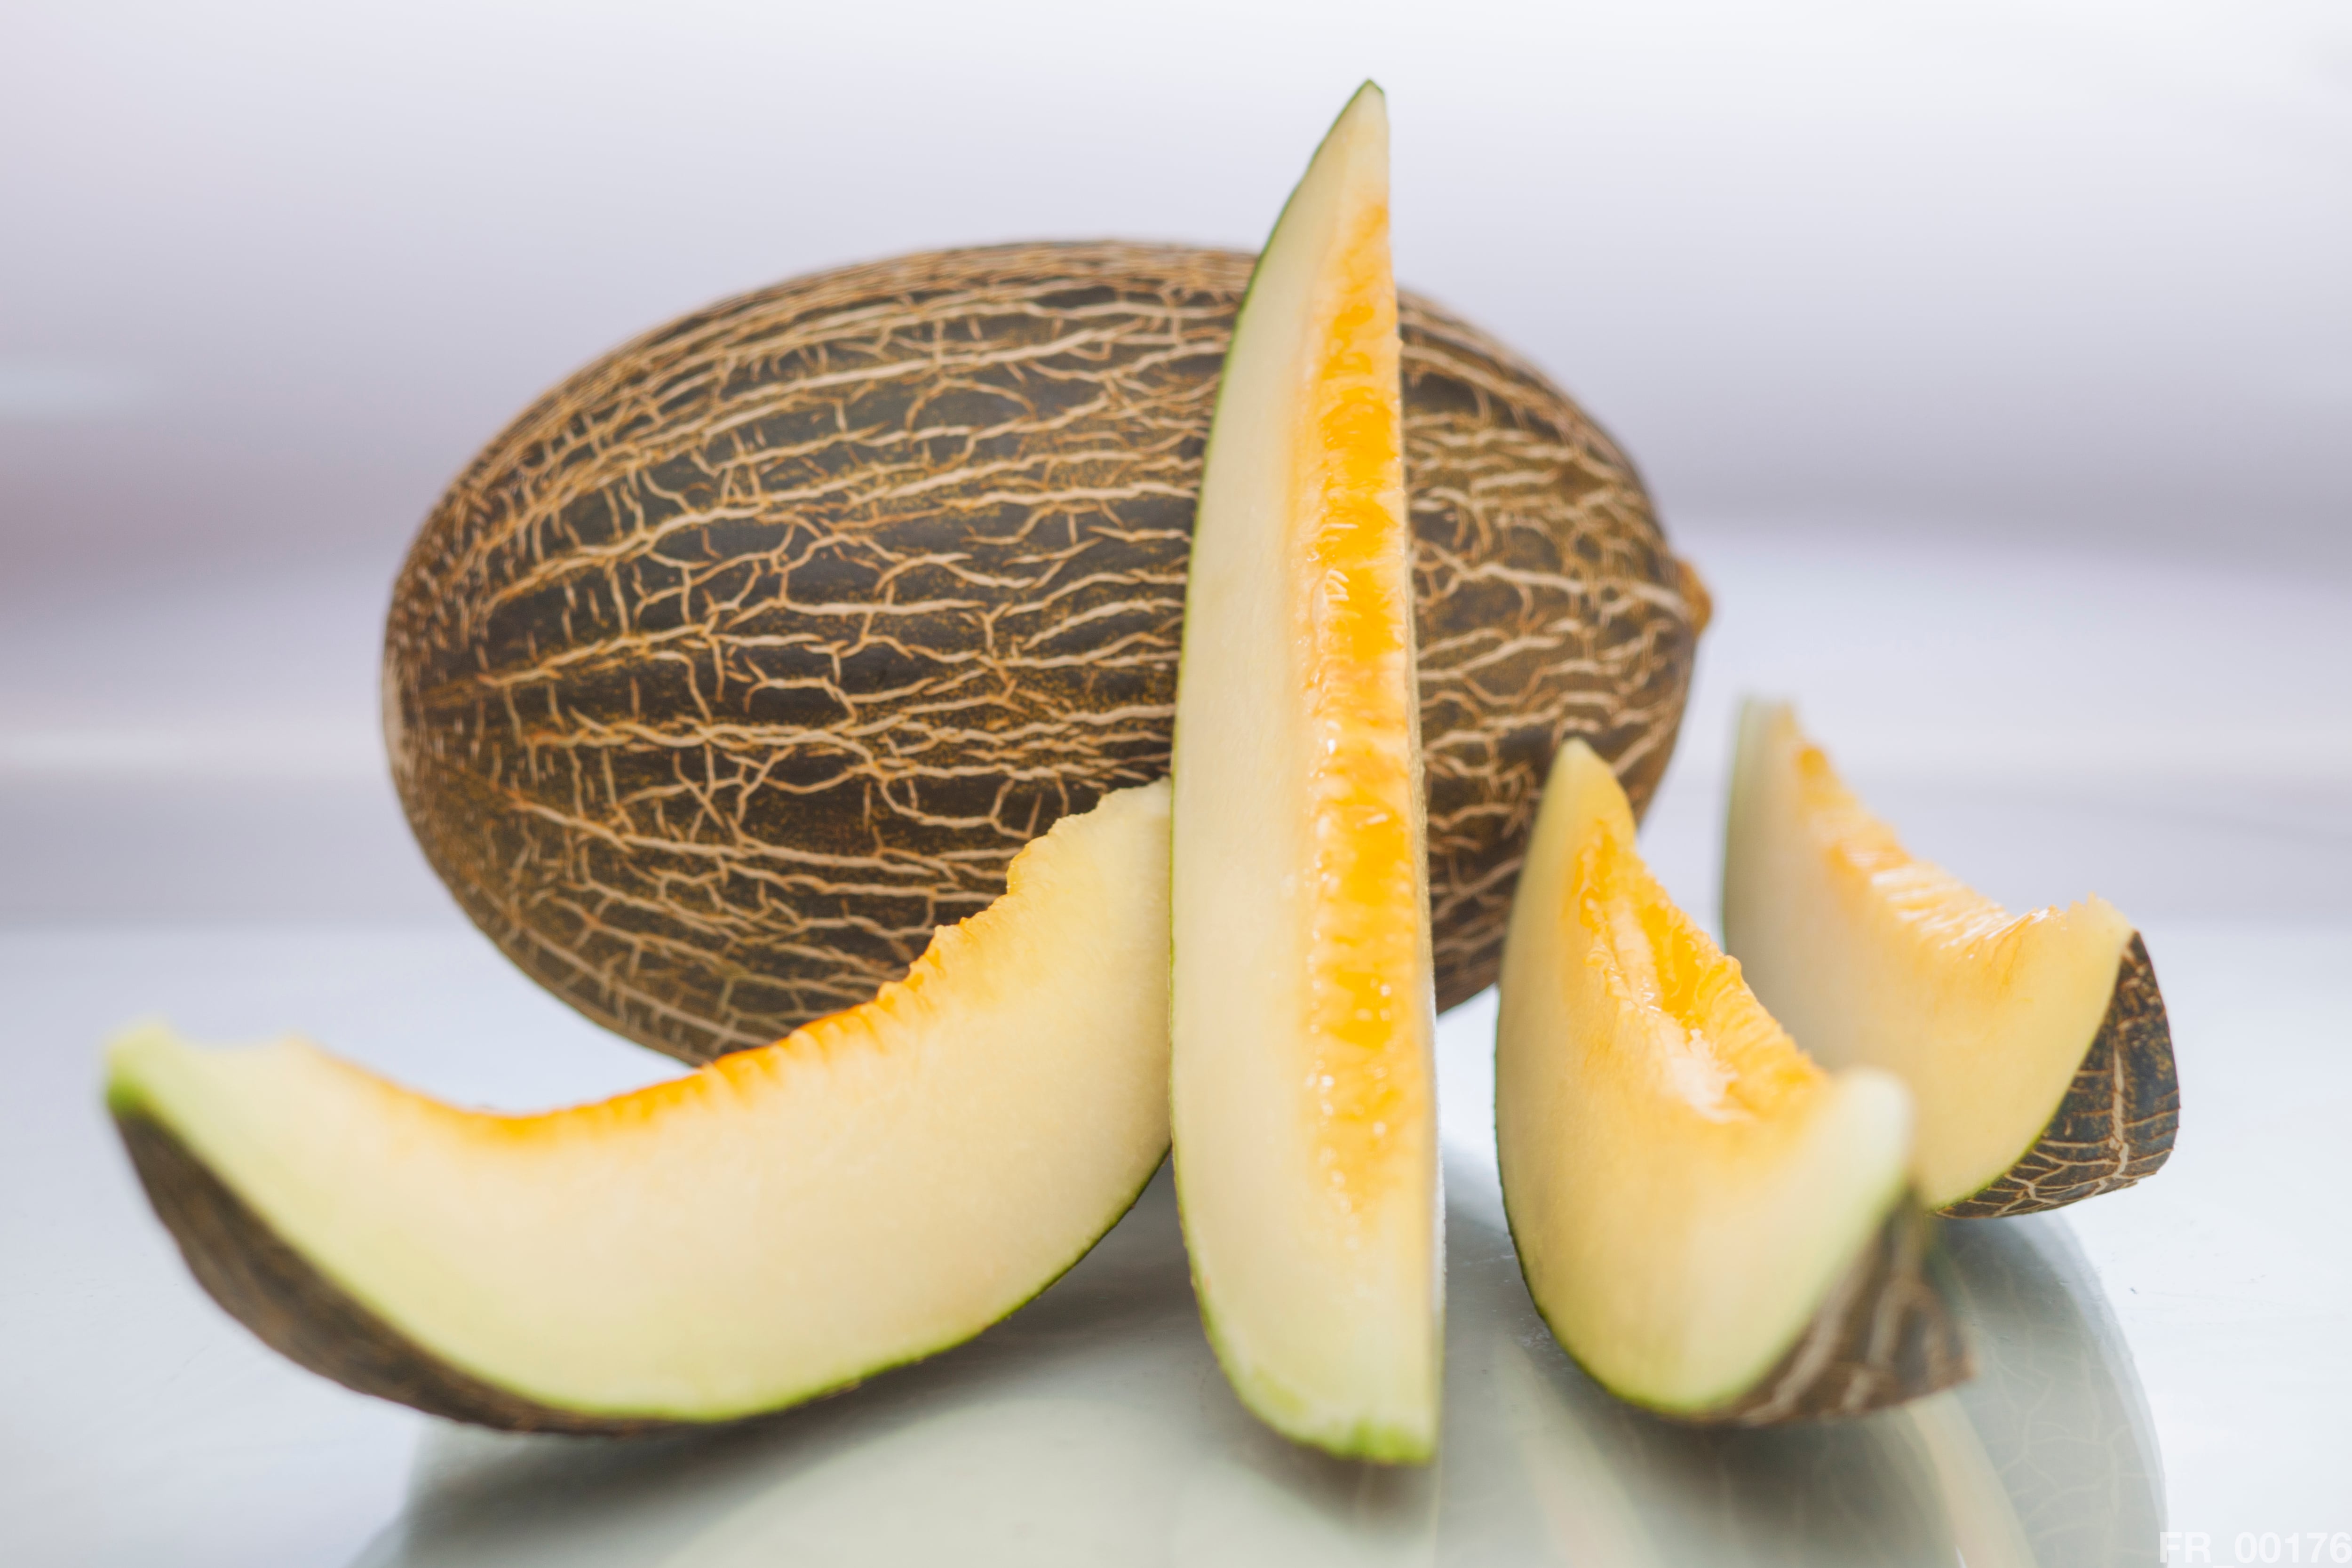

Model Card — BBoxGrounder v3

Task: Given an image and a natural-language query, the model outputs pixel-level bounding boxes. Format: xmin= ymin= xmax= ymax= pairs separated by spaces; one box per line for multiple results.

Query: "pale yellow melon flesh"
xmin=106 ymin=781 xmax=1174 ymax=1429
xmin=1498 ymin=742 xmax=1963 ymax=1422
xmin=1169 ymin=81 xmax=1442 ymax=1463
xmin=1723 ymin=701 xmax=2175 ymax=1213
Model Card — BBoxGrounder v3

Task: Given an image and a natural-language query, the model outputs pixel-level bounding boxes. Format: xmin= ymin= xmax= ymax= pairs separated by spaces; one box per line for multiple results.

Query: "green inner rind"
xmin=103 ymin=1071 xmax=151 ymax=1122
xmin=1192 ymin=1288 xmax=1437 ymax=1466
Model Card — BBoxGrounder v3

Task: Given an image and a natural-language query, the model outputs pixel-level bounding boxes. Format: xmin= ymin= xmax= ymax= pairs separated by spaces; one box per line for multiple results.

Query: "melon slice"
xmin=1169 ymin=82 xmax=1442 ymax=1463
xmin=1497 ymin=741 xmax=1968 ymax=1423
xmin=105 ymin=781 xmax=1174 ymax=1432
xmin=1723 ymin=701 xmax=2180 ymax=1215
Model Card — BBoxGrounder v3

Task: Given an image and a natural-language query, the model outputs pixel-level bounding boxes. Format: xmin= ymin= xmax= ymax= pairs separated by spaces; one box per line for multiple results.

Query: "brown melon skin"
xmin=1513 ymin=1187 xmax=1970 ymax=1428
xmin=1940 ymin=934 xmax=2180 ymax=1219
xmin=1692 ymin=1199 xmax=1971 ymax=1426
xmin=387 ymin=242 xmax=1704 ymax=1064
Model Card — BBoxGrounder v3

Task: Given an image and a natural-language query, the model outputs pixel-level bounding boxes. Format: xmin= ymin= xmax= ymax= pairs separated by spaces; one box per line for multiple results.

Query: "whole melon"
xmin=387 ymin=242 xmax=1707 ymax=1065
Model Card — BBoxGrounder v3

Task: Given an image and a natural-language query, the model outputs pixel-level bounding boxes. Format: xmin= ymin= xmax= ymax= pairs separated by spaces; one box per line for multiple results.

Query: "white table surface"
xmin=3 ymin=529 xmax=2347 ymax=1565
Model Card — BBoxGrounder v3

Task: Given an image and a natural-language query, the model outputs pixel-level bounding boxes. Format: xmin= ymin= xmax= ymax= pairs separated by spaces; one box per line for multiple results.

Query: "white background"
xmin=2 ymin=0 xmax=2345 ymax=925
xmin=5 ymin=0 xmax=2347 ymax=589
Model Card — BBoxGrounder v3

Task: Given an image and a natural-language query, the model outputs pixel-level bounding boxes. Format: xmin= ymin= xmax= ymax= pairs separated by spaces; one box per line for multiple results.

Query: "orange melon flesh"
xmin=1723 ymin=701 xmax=2138 ymax=1209
xmin=1497 ymin=742 xmax=1914 ymax=1415
xmin=1170 ymin=82 xmax=1441 ymax=1462
xmin=105 ymin=781 xmax=1173 ymax=1425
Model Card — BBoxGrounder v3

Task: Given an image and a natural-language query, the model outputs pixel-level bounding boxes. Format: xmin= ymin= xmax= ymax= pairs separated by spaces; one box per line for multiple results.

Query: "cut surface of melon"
xmin=1723 ymin=700 xmax=2178 ymax=1213
xmin=106 ymin=781 xmax=1175 ymax=1430
xmin=1169 ymin=81 xmax=1442 ymax=1463
xmin=1497 ymin=741 xmax=1964 ymax=1422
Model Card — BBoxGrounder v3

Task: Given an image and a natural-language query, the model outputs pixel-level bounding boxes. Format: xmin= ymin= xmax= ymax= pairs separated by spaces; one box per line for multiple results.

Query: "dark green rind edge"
xmin=1170 ymin=1133 xmax=1437 ymax=1465
xmin=1171 ymin=1131 xmax=1438 ymax=1465
xmin=1940 ymin=932 xmax=2179 ymax=1219
xmin=112 ymin=1106 xmax=1168 ymax=1436
xmin=1188 ymin=1288 xmax=1437 ymax=1466
xmin=1499 ymin=1172 xmax=1972 ymax=1428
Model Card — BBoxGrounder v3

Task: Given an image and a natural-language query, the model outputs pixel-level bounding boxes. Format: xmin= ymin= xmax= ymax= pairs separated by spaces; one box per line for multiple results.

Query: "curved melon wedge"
xmin=1170 ymin=81 xmax=1442 ymax=1463
xmin=1724 ymin=701 xmax=2180 ymax=1215
xmin=104 ymin=781 xmax=1173 ymax=1433
xmin=1497 ymin=742 xmax=1968 ymax=1423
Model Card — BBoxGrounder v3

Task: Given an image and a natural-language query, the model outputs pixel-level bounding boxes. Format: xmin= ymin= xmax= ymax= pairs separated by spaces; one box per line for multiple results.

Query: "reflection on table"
xmin=350 ymin=1154 xmax=2160 ymax=1568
